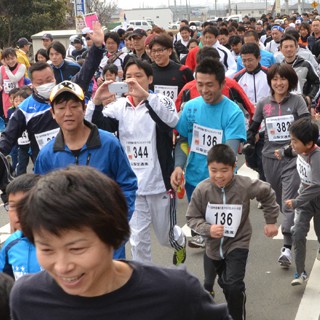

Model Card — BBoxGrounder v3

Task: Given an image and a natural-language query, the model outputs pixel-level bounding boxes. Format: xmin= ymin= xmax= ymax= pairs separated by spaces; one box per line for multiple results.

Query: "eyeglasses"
xmin=242 ymin=58 xmax=256 ymax=63
xmin=4 ymin=203 xmax=9 ymax=211
xmin=150 ymin=48 xmax=168 ymax=54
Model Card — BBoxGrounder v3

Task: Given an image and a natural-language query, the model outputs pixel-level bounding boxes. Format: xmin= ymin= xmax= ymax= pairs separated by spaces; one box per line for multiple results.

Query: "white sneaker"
xmin=278 ymin=247 xmax=292 ymax=268
xmin=291 ymin=271 xmax=308 ymax=286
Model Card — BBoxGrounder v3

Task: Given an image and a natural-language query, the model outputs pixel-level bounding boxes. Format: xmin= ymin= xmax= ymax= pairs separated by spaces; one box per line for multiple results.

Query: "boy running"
xmin=186 ymin=144 xmax=279 ymax=320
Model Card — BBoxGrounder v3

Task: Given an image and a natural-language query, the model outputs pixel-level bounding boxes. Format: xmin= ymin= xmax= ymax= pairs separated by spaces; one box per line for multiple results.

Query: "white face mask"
xmin=35 ymin=82 xmax=56 ymax=100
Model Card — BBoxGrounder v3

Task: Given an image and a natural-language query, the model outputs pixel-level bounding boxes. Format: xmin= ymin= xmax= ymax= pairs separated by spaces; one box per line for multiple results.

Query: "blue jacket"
xmin=34 ymin=121 xmax=137 ymax=220
xmin=237 ymin=49 xmax=275 ymax=71
xmin=52 ymin=59 xmax=81 ymax=83
xmin=0 ymin=230 xmax=41 ymax=280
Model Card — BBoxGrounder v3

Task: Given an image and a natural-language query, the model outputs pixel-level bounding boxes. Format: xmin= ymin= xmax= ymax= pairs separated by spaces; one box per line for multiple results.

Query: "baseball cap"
xmin=295 ymin=19 xmax=302 ymax=25
xmin=17 ymin=37 xmax=32 ymax=48
xmin=50 ymin=81 xmax=84 ymax=103
xmin=42 ymin=33 xmax=53 ymax=41
xmin=130 ymin=29 xmax=147 ymax=39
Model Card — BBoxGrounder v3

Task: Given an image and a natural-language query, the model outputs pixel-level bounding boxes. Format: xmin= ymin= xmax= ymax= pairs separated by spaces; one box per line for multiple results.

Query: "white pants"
xmin=129 ymin=192 xmax=184 ymax=263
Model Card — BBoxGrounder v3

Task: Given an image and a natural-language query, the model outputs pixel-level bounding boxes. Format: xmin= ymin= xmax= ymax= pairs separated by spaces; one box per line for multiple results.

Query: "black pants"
xmin=245 ymin=132 xmax=266 ymax=181
xmin=206 ymin=248 xmax=248 ymax=320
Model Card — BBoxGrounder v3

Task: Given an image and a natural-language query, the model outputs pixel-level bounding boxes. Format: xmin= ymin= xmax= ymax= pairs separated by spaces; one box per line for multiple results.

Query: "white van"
xmin=226 ymin=15 xmax=243 ymax=22
xmin=128 ymin=20 xmax=153 ymax=31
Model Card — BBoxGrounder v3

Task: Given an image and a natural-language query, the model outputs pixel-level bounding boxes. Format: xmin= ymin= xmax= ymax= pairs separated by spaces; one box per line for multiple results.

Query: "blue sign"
xmin=74 ymin=0 xmax=86 ymax=15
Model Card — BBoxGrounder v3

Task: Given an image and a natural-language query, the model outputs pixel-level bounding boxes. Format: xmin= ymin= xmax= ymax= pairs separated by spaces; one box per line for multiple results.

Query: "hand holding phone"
xmin=108 ymin=82 xmax=129 ymax=96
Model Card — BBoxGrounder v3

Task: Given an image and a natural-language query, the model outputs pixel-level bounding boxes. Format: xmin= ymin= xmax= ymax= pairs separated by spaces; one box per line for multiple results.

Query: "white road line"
xmin=295 ymin=259 xmax=320 ymax=320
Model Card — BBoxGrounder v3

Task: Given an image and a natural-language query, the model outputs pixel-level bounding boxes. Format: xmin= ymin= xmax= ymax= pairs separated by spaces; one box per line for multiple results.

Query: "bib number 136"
xmin=205 ymin=203 xmax=242 ymax=238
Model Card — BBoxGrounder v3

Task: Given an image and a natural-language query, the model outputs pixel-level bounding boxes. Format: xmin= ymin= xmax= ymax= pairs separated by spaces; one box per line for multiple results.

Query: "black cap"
xmin=17 ymin=37 xmax=32 ymax=48
xmin=129 ymin=29 xmax=147 ymax=39
xmin=42 ymin=33 xmax=53 ymax=41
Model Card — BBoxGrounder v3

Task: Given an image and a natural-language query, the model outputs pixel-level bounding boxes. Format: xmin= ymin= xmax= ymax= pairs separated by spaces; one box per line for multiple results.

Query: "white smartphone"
xmin=108 ymin=82 xmax=129 ymax=95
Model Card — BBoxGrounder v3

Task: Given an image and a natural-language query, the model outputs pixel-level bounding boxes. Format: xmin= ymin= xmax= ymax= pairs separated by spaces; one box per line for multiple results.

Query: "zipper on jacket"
xmin=253 ymin=73 xmax=257 ymax=104
xmin=86 ymin=153 xmax=91 ymax=166
xmin=219 ymin=187 xmax=226 ymax=259
xmin=75 ymin=155 xmax=79 ymax=165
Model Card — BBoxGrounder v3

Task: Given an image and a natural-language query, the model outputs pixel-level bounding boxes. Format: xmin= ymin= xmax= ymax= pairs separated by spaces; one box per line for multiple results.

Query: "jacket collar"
xmin=247 ymin=63 xmax=262 ymax=75
xmin=53 ymin=120 xmax=101 ymax=152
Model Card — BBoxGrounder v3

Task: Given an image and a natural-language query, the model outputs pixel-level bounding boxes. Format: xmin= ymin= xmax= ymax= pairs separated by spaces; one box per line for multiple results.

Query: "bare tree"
xmin=86 ymin=0 xmax=118 ymax=27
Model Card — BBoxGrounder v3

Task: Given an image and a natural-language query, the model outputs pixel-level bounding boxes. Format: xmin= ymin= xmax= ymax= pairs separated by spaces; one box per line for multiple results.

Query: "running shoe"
xmin=291 ymin=271 xmax=308 ymax=286
xmin=188 ymin=235 xmax=205 ymax=248
xmin=278 ymin=247 xmax=292 ymax=268
xmin=173 ymin=236 xmax=186 ymax=265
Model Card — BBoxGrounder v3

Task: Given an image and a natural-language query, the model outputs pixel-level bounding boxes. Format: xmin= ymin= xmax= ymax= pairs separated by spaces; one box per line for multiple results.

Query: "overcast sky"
xmin=117 ymin=0 xmax=310 ymax=10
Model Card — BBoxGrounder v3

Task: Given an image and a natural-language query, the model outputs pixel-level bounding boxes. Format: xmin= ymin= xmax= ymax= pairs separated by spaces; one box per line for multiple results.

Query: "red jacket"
xmin=175 ymin=77 xmax=255 ymax=122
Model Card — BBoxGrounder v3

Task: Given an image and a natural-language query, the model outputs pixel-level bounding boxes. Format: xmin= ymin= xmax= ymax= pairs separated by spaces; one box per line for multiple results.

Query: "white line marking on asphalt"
xmin=295 ymin=259 xmax=320 ymax=320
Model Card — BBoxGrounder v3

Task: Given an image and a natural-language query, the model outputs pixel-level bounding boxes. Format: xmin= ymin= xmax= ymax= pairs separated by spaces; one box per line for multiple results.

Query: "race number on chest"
xmin=205 ymin=203 xmax=243 ymax=238
xmin=34 ymin=128 xmax=60 ymax=150
xmin=191 ymin=124 xmax=223 ymax=155
xmin=154 ymin=85 xmax=178 ymax=101
xmin=266 ymin=115 xmax=294 ymax=141
xmin=297 ymin=155 xmax=312 ymax=185
xmin=125 ymin=140 xmax=153 ymax=168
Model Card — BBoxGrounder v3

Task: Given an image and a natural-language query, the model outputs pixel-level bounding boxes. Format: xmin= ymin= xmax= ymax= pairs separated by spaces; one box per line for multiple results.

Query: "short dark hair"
xmin=243 ymin=30 xmax=259 ymax=42
xmin=47 ymin=41 xmax=66 ymax=59
xmin=35 ymin=48 xmax=49 ymax=62
xmin=219 ymin=28 xmax=229 ymax=37
xmin=180 ymin=26 xmax=191 ymax=33
xmin=280 ymin=34 xmax=297 ymax=47
xmin=229 ymin=35 xmax=242 ymax=46
xmin=202 ymin=26 xmax=219 ymax=37
xmin=267 ymin=63 xmax=298 ymax=95
xmin=237 ymin=26 xmax=246 ymax=33
xmin=195 ymin=58 xmax=225 ymax=86
xmin=207 ymin=144 xmax=236 ymax=166
xmin=240 ymin=42 xmax=260 ymax=58
xmin=2 ymin=48 xmax=17 ymax=59
xmin=149 ymin=34 xmax=173 ymax=49
xmin=202 ymin=21 xmax=214 ymax=29
xmin=124 ymin=57 xmax=153 ymax=78
xmin=8 ymin=88 xmax=19 ymax=97
xmin=289 ymin=118 xmax=319 ymax=145
xmin=103 ymin=63 xmax=118 ymax=76
xmin=104 ymin=32 xmax=120 ymax=46
xmin=17 ymin=166 xmax=130 ymax=249
xmin=180 ymin=19 xmax=189 ymax=25
xmin=6 ymin=173 xmax=40 ymax=196
xmin=284 ymin=28 xmax=300 ymax=41
xmin=29 ymin=62 xmax=52 ymax=81
xmin=15 ymin=89 xmax=30 ymax=100
xmin=196 ymin=47 xmax=220 ymax=65
xmin=51 ymin=91 xmax=85 ymax=110
xmin=187 ymin=38 xmax=199 ymax=49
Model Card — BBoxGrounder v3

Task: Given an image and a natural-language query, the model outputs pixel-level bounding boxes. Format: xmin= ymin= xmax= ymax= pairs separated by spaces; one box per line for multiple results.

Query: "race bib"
xmin=205 ymin=203 xmax=243 ymax=238
xmin=3 ymin=79 xmax=16 ymax=94
xmin=266 ymin=115 xmax=294 ymax=141
xmin=154 ymin=85 xmax=178 ymax=101
xmin=35 ymin=128 xmax=60 ymax=150
xmin=297 ymin=155 xmax=312 ymax=185
xmin=17 ymin=130 xmax=30 ymax=145
xmin=125 ymin=140 xmax=153 ymax=168
xmin=190 ymin=124 xmax=223 ymax=155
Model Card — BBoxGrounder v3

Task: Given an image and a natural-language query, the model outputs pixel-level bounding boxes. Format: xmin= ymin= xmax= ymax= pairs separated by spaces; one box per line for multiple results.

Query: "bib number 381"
xmin=205 ymin=203 xmax=242 ymax=238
